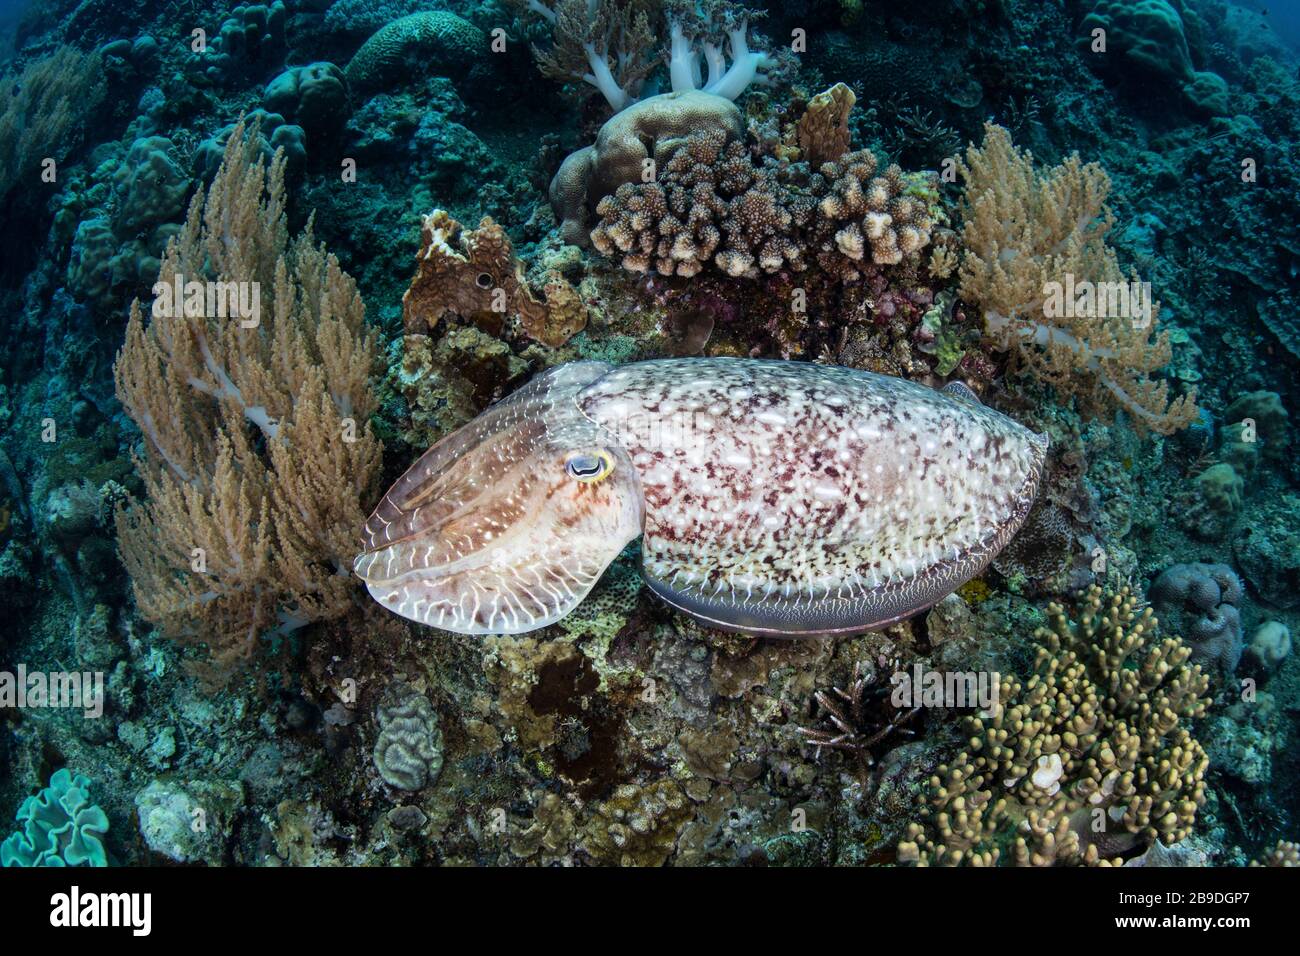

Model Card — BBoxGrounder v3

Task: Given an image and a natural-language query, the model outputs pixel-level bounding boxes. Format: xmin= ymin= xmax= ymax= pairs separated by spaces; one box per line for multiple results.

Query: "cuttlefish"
xmin=354 ymin=358 xmax=1046 ymax=636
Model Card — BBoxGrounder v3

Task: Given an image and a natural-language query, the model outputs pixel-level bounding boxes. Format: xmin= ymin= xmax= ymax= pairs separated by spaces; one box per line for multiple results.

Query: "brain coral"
xmin=550 ymin=90 xmax=744 ymax=246
xmin=373 ymin=682 xmax=444 ymax=792
xmin=345 ymin=11 xmax=485 ymax=92
xmin=1 ymin=769 xmax=110 ymax=867
xmin=1149 ymin=562 xmax=1244 ymax=674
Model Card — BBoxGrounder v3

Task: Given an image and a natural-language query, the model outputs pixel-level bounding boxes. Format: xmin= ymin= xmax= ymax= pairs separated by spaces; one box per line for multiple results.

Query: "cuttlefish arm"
xmin=353 ymin=362 xmax=644 ymax=634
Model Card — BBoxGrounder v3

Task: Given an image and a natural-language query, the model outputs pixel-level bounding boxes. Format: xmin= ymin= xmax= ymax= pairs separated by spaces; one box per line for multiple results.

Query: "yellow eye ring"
xmin=565 ymin=450 xmax=614 ymax=484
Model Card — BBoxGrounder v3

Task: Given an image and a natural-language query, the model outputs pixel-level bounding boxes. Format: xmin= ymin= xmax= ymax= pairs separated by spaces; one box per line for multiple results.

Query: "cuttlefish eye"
xmin=565 ymin=450 xmax=614 ymax=483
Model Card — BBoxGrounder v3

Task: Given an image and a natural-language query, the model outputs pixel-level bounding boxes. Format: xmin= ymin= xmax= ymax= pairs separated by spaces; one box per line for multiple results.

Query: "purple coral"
xmin=1149 ymin=563 xmax=1245 ymax=675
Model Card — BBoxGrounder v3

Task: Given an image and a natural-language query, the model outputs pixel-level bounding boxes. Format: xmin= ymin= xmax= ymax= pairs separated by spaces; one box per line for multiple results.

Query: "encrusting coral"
xmin=898 ymin=584 xmax=1211 ymax=866
xmin=113 ymin=118 xmax=382 ymax=687
xmin=402 ymin=208 xmax=587 ymax=348
xmin=957 ymin=124 xmax=1197 ymax=434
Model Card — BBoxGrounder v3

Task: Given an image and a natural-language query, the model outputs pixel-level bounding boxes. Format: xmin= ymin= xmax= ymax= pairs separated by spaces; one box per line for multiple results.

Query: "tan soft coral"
xmin=403 ymin=209 xmax=586 ymax=348
xmin=957 ymin=123 xmax=1197 ymax=434
xmin=113 ymin=118 xmax=382 ymax=687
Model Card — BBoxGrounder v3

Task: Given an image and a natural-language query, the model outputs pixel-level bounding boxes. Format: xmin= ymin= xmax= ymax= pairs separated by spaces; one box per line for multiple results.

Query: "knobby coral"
xmin=113 ymin=119 xmax=382 ymax=687
xmin=957 ymin=124 xmax=1197 ymax=434
xmin=898 ymin=585 xmax=1210 ymax=866
xmin=590 ymin=129 xmax=934 ymax=280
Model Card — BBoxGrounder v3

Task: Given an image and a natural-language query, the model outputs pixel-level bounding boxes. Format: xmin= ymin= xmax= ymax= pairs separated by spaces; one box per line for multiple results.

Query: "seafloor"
xmin=0 ymin=0 xmax=1297 ymax=867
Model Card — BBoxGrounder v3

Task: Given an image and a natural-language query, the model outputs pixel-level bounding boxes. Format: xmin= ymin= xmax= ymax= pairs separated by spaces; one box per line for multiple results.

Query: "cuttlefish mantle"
xmin=354 ymin=357 xmax=1047 ymax=636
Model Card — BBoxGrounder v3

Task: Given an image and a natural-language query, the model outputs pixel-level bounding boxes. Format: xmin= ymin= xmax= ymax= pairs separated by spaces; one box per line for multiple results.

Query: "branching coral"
xmin=113 ymin=118 xmax=382 ymax=687
xmin=549 ymin=90 xmax=743 ymax=245
xmin=519 ymin=0 xmax=658 ymax=111
xmin=898 ymin=584 xmax=1210 ymax=866
xmin=957 ymin=124 xmax=1197 ymax=434
xmin=0 ymin=46 xmax=104 ymax=206
xmin=590 ymin=130 xmax=934 ymax=280
xmin=514 ymin=0 xmax=781 ymax=112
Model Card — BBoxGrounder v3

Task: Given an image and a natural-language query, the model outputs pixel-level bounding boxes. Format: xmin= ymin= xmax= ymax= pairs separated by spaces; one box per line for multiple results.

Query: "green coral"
xmin=1 ymin=769 xmax=110 ymax=867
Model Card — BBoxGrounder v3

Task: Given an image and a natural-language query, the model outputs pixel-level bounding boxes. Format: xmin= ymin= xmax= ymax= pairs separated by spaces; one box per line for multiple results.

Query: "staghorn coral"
xmin=797 ymin=658 xmax=922 ymax=764
xmin=957 ymin=124 xmax=1197 ymax=434
xmin=403 ymin=209 xmax=587 ymax=348
xmin=113 ymin=118 xmax=382 ymax=688
xmin=898 ymin=584 xmax=1211 ymax=866
xmin=590 ymin=130 xmax=933 ymax=280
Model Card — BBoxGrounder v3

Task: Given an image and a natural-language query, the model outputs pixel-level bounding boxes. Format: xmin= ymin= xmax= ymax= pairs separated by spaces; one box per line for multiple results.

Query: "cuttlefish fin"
xmin=941 ymin=381 xmax=981 ymax=405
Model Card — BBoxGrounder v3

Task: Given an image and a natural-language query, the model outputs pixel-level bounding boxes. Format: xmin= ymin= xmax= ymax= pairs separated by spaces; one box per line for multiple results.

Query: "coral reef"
xmin=957 ymin=124 xmax=1197 ymax=434
xmin=0 ymin=0 xmax=1296 ymax=878
xmin=113 ymin=119 xmax=381 ymax=686
xmin=1 ymin=769 xmax=109 ymax=867
xmin=898 ymin=585 xmax=1210 ymax=866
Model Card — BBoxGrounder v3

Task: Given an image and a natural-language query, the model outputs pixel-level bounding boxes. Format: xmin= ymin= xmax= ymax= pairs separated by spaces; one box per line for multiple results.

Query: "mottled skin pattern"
xmin=355 ymin=358 xmax=1047 ymax=636
xmin=580 ymin=359 xmax=1046 ymax=633
xmin=354 ymin=362 xmax=643 ymax=634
